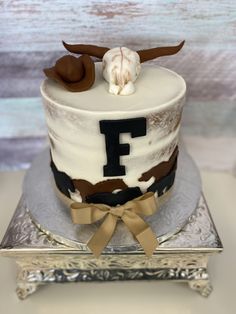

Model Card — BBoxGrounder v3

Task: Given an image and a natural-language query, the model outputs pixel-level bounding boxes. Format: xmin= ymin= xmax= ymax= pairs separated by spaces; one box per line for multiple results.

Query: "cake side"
xmin=41 ymin=64 xmax=186 ymax=206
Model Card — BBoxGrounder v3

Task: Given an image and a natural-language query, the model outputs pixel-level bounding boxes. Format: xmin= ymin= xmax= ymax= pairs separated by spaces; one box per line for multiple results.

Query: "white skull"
xmin=102 ymin=47 xmax=141 ymax=96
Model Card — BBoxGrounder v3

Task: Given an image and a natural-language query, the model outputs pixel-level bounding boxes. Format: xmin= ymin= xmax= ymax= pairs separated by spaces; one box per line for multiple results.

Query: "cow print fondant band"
xmin=50 ymin=154 xmax=177 ymax=206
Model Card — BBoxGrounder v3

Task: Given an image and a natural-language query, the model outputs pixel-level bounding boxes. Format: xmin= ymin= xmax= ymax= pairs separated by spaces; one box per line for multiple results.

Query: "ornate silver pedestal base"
xmin=0 ymin=194 xmax=222 ymax=300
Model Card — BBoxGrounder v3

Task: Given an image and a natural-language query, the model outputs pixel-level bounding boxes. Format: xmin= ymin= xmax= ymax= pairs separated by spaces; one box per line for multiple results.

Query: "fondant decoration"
xmin=137 ymin=42 xmax=185 ymax=63
xmin=62 ymin=42 xmax=110 ymax=58
xmin=50 ymin=159 xmax=75 ymax=197
xmin=100 ymin=117 xmax=147 ymax=176
xmin=50 ymin=154 xmax=177 ymax=206
xmin=148 ymin=159 xmax=177 ymax=196
xmin=139 ymin=146 xmax=178 ymax=182
xmin=86 ymin=187 xmax=142 ymax=206
xmin=63 ymin=40 xmax=184 ymax=95
xmin=44 ymin=54 xmax=95 ymax=92
xmin=102 ymin=47 xmax=141 ymax=95
xmin=73 ymin=178 xmax=128 ymax=201
xmin=69 ymin=191 xmax=159 ymax=257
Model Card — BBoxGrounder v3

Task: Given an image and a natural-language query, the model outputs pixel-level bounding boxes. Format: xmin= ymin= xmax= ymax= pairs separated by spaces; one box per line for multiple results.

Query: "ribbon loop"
xmin=70 ymin=202 xmax=109 ymax=224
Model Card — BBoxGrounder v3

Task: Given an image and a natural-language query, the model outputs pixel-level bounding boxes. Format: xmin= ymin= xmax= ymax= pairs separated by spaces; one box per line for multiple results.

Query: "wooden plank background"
xmin=0 ymin=0 xmax=236 ymax=171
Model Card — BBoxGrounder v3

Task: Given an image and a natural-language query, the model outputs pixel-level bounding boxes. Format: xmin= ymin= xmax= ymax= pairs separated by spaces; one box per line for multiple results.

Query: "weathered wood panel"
xmin=0 ymin=0 xmax=235 ymax=171
xmin=0 ymin=0 xmax=236 ymax=101
xmin=0 ymin=137 xmax=47 ymax=171
xmin=1 ymin=0 xmax=235 ymax=51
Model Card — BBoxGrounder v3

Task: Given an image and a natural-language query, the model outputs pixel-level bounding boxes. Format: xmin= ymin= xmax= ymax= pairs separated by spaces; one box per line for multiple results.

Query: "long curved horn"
xmin=62 ymin=41 xmax=110 ymax=59
xmin=137 ymin=40 xmax=185 ymax=63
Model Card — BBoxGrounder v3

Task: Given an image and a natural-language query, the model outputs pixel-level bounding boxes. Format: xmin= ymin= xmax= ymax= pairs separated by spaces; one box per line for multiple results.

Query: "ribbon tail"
xmin=87 ymin=214 xmax=118 ymax=258
xmin=122 ymin=212 xmax=159 ymax=257
xmin=136 ymin=226 xmax=159 ymax=257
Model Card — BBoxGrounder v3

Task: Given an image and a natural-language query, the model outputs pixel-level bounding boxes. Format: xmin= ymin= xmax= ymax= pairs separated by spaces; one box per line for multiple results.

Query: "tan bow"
xmin=70 ymin=192 xmax=159 ymax=257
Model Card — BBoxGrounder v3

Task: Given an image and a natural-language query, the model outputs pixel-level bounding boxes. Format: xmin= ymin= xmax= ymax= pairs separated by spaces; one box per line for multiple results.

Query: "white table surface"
xmin=0 ymin=169 xmax=235 ymax=313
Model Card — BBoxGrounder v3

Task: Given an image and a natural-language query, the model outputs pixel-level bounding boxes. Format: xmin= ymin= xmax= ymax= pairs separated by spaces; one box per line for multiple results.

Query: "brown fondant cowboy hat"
xmin=44 ymin=54 xmax=95 ymax=92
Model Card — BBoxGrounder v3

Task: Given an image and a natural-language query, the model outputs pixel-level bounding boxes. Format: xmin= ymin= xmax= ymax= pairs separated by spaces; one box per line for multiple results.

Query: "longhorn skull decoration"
xmin=44 ymin=40 xmax=185 ymax=95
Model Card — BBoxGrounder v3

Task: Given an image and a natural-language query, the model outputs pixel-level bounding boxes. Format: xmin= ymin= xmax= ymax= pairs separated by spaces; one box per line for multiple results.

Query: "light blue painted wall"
xmin=0 ymin=98 xmax=45 ymax=138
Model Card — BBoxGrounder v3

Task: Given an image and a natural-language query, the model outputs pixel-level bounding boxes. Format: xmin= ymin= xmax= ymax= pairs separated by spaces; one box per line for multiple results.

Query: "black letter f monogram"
xmin=99 ymin=117 xmax=147 ymax=176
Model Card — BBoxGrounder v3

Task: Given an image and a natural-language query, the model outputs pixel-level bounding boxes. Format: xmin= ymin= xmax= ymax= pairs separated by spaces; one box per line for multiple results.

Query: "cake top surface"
xmin=41 ymin=63 xmax=186 ymax=114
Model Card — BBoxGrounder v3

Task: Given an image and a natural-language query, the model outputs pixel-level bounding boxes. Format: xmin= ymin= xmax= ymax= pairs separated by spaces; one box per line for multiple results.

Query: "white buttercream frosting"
xmin=41 ymin=63 xmax=186 ymax=193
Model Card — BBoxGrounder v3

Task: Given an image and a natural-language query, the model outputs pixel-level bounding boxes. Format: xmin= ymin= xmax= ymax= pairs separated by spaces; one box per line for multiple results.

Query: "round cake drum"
xmin=23 ymin=147 xmax=201 ymax=252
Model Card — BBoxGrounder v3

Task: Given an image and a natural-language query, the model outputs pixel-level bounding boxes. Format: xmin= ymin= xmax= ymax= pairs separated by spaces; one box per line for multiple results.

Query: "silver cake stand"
xmin=0 ymin=148 xmax=223 ymax=299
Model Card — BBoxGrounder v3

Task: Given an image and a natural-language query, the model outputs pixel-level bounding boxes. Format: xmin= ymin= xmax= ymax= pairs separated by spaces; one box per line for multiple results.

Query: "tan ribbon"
xmin=56 ymin=187 xmax=159 ymax=257
xmin=71 ymin=192 xmax=159 ymax=257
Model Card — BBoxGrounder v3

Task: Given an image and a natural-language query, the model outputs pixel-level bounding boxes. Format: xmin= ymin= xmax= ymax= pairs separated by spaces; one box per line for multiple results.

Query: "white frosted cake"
xmin=41 ymin=62 xmax=186 ymax=205
xmin=41 ymin=41 xmax=186 ymax=256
